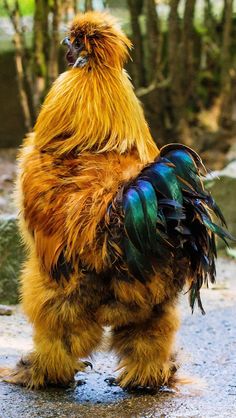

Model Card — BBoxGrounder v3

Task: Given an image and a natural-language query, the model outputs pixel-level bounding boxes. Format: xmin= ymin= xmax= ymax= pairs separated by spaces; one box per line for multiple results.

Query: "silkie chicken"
xmin=1 ymin=11 xmax=234 ymax=391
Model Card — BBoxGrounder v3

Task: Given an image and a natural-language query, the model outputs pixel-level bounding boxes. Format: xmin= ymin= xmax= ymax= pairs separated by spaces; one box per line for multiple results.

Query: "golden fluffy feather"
xmin=1 ymin=12 xmax=183 ymax=391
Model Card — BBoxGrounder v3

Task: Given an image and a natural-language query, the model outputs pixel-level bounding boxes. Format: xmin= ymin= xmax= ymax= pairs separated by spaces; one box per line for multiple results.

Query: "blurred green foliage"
xmin=0 ymin=0 xmax=35 ymax=16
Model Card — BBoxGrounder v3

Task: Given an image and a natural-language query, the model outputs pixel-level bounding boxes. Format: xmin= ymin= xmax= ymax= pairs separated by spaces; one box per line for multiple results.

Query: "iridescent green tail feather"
xmin=118 ymin=143 xmax=235 ymax=312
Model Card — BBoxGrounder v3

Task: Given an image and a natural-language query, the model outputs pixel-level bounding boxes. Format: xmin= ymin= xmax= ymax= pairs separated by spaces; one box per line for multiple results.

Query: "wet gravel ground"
xmin=0 ymin=257 xmax=236 ymax=418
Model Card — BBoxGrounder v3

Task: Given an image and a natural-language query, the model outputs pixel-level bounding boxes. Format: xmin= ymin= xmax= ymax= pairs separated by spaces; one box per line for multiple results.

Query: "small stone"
xmin=0 ymin=305 xmax=13 ymax=315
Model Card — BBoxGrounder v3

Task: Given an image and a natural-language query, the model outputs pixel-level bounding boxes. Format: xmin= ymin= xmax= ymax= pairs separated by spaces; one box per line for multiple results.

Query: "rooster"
xmin=1 ymin=11 xmax=233 ymax=391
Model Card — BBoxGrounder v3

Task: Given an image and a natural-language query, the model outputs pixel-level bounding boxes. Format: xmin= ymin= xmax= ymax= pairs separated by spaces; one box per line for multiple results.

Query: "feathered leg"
xmin=1 ymin=256 xmax=103 ymax=389
xmin=110 ymin=303 xmax=180 ymax=391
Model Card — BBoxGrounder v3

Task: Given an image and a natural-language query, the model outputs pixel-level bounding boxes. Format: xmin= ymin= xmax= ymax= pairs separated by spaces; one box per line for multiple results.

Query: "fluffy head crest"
xmin=34 ymin=12 xmax=158 ymax=162
xmin=69 ymin=11 xmax=132 ymax=69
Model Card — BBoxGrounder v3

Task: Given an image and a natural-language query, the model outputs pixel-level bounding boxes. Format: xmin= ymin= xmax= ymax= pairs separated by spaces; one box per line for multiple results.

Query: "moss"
xmin=0 ymin=215 xmax=25 ymax=304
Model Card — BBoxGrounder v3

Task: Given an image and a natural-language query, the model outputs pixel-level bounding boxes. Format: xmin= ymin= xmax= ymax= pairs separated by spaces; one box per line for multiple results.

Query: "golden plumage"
xmin=1 ymin=11 xmax=228 ymax=391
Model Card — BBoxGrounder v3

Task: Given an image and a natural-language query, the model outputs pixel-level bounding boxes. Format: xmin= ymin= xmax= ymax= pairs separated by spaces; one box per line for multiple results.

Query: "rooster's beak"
xmin=61 ymin=36 xmax=71 ymax=48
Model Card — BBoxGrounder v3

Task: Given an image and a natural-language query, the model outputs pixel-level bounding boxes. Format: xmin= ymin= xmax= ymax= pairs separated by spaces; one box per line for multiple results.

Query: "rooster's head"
xmin=61 ymin=11 xmax=132 ymax=70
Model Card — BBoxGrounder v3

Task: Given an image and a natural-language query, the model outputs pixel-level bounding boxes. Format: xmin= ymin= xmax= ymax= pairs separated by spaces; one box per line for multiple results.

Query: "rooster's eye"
xmin=75 ymin=39 xmax=81 ymax=48
xmin=74 ymin=34 xmax=83 ymax=49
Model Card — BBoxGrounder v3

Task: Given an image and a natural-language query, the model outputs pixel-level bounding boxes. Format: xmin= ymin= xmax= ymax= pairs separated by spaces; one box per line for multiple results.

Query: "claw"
xmin=83 ymin=361 xmax=93 ymax=370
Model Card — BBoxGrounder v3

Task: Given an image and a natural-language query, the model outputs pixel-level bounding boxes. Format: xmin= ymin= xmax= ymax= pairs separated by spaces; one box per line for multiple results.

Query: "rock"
xmin=0 ymin=304 xmax=13 ymax=315
xmin=0 ymin=215 xmax=24 ymax=304
xmin=205 ymin=160 xmax=236 ymax=249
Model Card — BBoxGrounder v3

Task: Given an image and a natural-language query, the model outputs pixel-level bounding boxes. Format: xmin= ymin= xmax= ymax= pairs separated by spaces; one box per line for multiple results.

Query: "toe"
xmin=83 ymin=361 xmax=93 ymax=370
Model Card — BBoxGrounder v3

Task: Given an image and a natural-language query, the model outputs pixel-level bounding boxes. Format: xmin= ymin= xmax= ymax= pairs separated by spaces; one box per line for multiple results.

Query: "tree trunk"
xmin=42 ymin=0 xmax=50 ymax=66
xmin=219 ymin=0 xmax=233 ymax=128
xmin=204 ymin=0 xmax=216 ymax=33
xmin=85 ymin=0 xmax=93 ymax=11
xmin=145 ymin=0 xmax=162 ymax=84
xmin=74 ymin=0 xmax=79 ymax=13
xmin=181 ymin=0 xmax=196 ymax=105
xmin=49 ymin=0 xmax=61 ymax=84
xmin=168 ymin=0 xmax=196 ymax=145
xmin=33 ymin=0 xmax=49 ymax=108
xmin=3 ymin=0 xmax=33 ymax=130
xmin=62 ymin=0 xmax=72 ymax=23
xmin=127 ymin=0 xmax=146 ymax=88
xmin=168 ymin=0 xmax=180 ymax=85
xmin=13 ymin=31 xmax=32 ymax=131
xmin=168 ymin=0 xmax=184 ymax=140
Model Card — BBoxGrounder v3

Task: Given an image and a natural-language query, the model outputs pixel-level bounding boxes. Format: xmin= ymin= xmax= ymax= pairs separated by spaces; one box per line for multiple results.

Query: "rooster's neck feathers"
xmin=33 ymin=12 xmax=158 ymax=163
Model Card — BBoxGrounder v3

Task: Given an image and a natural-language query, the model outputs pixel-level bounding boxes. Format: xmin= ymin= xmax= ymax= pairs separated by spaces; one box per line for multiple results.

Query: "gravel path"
xmin=0 ymin=257 xmax=236 ymax=418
